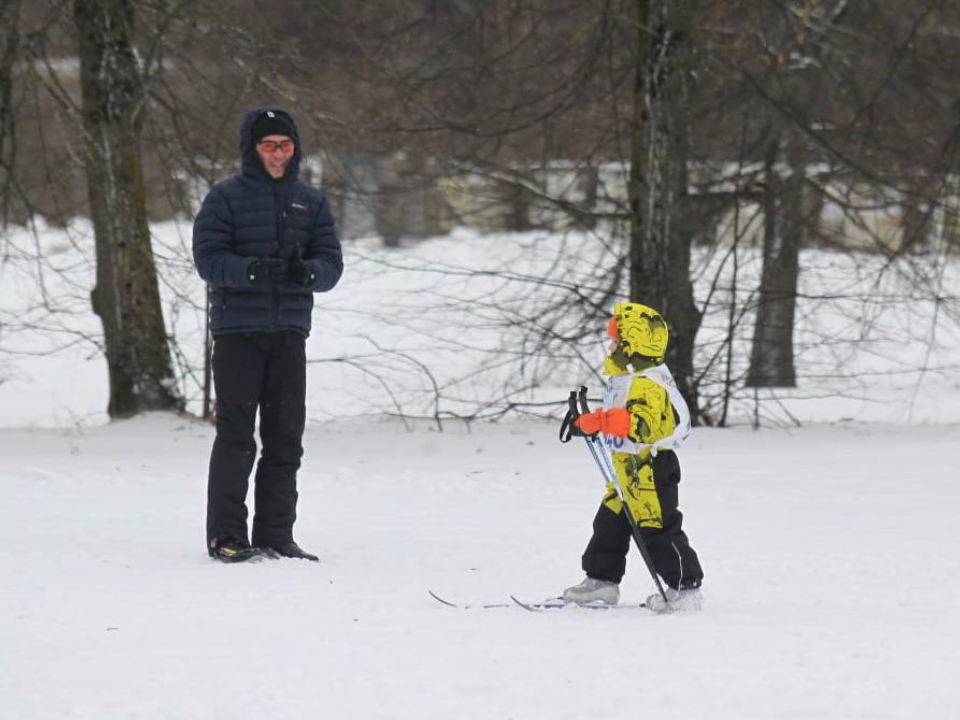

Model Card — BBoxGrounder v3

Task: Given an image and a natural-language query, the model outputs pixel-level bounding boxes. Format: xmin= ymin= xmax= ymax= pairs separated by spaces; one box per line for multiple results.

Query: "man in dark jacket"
xmin=193 ymin=107 xmax=343 ymax=563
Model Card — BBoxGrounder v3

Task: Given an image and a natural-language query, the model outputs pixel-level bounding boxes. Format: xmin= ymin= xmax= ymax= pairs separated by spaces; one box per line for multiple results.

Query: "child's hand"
xmin=575 ymin=408 xmax=631 ymax=438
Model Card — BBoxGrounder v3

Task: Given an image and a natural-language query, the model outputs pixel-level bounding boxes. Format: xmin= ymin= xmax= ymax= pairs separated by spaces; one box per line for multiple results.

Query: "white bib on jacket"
xmin=601 ymin=364 xmax=691 ymax=455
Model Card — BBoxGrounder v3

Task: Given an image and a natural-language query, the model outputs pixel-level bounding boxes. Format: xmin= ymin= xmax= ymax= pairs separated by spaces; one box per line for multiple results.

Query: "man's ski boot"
xmin=208 ymin=536 xmax=260 ymax=563
xmin=562 ymin=577 xmax=620 ymax=605
xmin=258 ymin=542 xmax=319 ymax=562
xmin=645 ymin=586 xmax=703 ymax=613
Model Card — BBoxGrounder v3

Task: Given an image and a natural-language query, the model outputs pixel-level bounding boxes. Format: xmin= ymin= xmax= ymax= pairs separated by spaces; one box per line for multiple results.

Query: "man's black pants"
xmin=581 ymin=450 xmax=704 ymax=590
xmin=206 ymin=331 xmax=306 ymax=549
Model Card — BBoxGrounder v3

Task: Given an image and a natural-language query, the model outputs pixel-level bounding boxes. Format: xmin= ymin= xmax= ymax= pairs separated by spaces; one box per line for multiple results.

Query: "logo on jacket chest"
xmin=290 ymin=201 xmax=311 ymax=213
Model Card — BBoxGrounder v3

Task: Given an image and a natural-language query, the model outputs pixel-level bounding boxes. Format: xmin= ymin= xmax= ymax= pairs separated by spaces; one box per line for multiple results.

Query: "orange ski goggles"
xmin=607 ymin=316 xmax=620 ymax=342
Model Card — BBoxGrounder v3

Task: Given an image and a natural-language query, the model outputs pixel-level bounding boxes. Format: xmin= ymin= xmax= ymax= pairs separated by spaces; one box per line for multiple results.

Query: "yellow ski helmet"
xmin=609 ymin=302 xmax=669 ymax=365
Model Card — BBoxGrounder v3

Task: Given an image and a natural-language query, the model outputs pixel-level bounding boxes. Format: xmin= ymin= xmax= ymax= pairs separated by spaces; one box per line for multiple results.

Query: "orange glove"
xmin=574 ymin=408 xmax=631 ymax=438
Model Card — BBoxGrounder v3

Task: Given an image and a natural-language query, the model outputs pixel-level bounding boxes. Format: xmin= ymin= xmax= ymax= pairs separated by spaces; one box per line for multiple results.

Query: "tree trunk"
xmin=628 ymin=0 xmax=703 ymax=420
xmin=0 ymin=0 xmax=22 ymax=224
xmin=746 ymin=135 xmax=803 ymax=387
xmin=75 ymin=0 xmax=182 ymax=417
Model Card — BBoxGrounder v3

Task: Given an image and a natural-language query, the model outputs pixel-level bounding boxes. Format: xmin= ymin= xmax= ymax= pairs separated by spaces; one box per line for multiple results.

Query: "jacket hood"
xmin=239 ymin=106 xmax=302 ymax=183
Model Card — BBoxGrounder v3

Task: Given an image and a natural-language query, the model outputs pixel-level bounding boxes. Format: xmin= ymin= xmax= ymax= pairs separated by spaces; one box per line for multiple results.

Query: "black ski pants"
xmin=581 ymin=450 xmax=704 ymax=590
xmin=206 ymin=331 xmax=306 ymax=549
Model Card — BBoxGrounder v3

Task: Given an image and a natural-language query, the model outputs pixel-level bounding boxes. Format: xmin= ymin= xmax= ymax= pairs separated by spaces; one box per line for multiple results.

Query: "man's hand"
xmin=574 ymin=408 xmax=631 ymax=438
xmin=248 ymin=258 xmax=288 ymax=285
xmin=288 ymin=255 xmax=316 ymax=287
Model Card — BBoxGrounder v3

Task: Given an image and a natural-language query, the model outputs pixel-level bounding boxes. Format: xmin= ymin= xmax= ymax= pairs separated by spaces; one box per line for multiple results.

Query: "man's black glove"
xmin=248 ymin=258 xmax=288 ymax=285
xmin=288 ymin=247 xmax=316 ymax=288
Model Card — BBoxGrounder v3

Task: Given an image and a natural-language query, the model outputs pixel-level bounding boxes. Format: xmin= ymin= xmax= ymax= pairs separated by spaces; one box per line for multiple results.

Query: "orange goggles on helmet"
xmin=607 ymin=316 xmax=620 ymax=341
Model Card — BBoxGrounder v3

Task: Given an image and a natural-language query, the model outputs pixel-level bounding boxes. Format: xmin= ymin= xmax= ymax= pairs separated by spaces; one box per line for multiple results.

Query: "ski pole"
xmin=575 ymin=387 xmax=670 ymax=605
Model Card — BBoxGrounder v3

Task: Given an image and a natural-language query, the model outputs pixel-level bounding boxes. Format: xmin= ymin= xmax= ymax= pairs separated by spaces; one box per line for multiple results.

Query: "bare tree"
xmin=746 ymin=132 xmax=803 ymax=387
xmin=74 ymin=0 xmax=181 ymax=416
xmin=628 ymin=0 xmax=704 ymax=416
xmin=4 ymin=0 xmax=960 ymax=428
xmin=0 ymin=0 xmax=23 ymax=226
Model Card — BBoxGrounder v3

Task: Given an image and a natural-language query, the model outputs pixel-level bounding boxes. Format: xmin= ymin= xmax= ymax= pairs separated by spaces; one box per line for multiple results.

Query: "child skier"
xmin=563 ymin=302 xmax=704 ymax=611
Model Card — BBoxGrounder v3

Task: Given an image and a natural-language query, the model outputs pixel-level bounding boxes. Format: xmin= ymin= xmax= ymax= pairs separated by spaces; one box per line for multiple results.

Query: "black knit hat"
xmin=251 ymin=111 xmax=296 ymax=144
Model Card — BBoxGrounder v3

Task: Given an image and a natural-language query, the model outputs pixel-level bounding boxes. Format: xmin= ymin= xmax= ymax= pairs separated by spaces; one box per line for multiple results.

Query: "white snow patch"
xmin=1 ymin=413 xmax=958 ymax=718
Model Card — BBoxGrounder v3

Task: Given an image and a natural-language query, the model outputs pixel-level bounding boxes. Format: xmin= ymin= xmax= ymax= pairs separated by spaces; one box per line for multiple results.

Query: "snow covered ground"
xmin=3 ymin=221 xmax=960 ymax=427
xmin=2 ymin=413 xmax=958 ymax=719
xmin=2 ymin=221 xmax=959 ymax=717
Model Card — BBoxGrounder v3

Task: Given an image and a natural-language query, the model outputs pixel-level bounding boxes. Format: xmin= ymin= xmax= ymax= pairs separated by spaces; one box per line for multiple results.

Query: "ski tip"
xmin=428 ymin=590 xmax=458 ymax=608
xmin=509 ymin=595 xmax=571 ymax=611
xmin=509 ymin=594 xmax=539 ymax=612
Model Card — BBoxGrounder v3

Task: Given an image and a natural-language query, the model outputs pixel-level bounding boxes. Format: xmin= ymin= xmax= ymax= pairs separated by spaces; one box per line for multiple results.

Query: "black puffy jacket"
xmin=192 ymin=107 xmax=343 ymax=337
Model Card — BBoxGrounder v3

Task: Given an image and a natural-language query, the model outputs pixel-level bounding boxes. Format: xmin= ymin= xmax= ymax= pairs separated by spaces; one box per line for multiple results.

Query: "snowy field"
xmin=1 ymin=415 xmax=959 ymax=719
xmin=3 ymin=221 xmax=960 ymax=427
xmin=2 ymin=222 xmax=960 ymax=717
